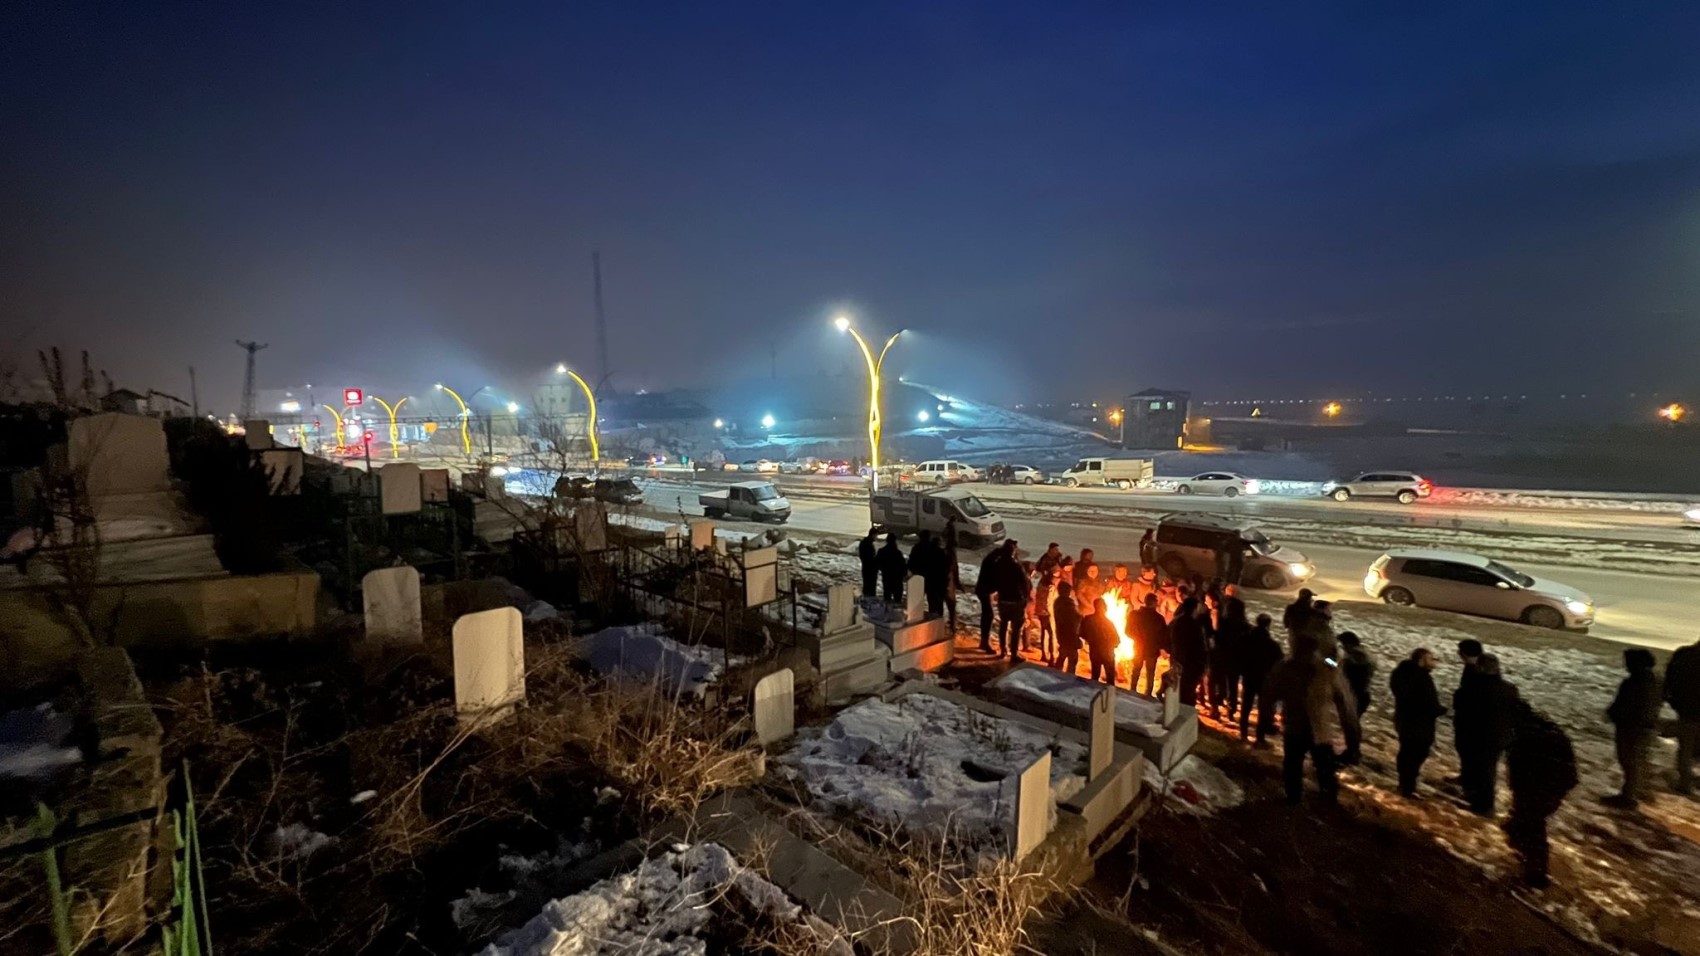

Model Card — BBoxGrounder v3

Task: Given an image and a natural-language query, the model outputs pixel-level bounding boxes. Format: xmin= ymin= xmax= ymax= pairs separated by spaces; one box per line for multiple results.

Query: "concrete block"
xmin=821 ymin=656 xmax=888 ymax=705
xmin=797 ymin=621 xmax=876 ymax=672
xmin=421 ymin=468 xmax=451 ymax=502
xmin=875 ymin=615 xmax=948 ymax=654
xmin=887 ymin=637 xmax=954 ymax=674
xmin=67 ymin=413 xmax=169 ymax=496
xmin=1089 ymin=686 xmax=1114 ymax=781
xmin=904 ymin=574 xmax=926 ymax=621
xmin=689 ymin=520 xmax=715 ymax=551
xmin=1011 ymin=751 xmax=1051 ymax=861
xmin=362 ymin=566 xmax=422 ymax=646
xmin=751 ymin=668 xmax=795 ymax=745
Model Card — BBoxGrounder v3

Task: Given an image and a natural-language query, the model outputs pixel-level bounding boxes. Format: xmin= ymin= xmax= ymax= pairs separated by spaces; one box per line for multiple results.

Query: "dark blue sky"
xmin=4 ymin=2 xmax=1699 ymax=412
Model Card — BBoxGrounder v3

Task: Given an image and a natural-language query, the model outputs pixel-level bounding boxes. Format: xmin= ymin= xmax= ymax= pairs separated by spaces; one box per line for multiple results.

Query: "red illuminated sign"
xmin=344 ymin=388 xmax=363 ymax=406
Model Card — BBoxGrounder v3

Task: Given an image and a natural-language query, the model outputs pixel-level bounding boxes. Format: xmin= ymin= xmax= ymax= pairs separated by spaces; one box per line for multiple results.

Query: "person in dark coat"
xmin=942 ymin=522 xmax=962 ymax=629
xmin=1035 ymin=542 xmax=1064 ymax=576
xmin=1282 ymin=588 xmax=1315 ymax=635
xmin=992 ymin=542 xmax=1031 ymax=660
xmin=1450 ymin=639 xmax=1486 ymax=783
xmin=1338 ymin=632 xmax=1376 ymax=717
xmin=1138 ymin=528 xmax=1157 ymax=571
xmin=975 ymin=543 xmax=1011 ymax=651
xmin=1604 ymin=648 xmax=1662 ymax=809
xmin=1052 ymin=582 xmax=1083 ymax=674
xmin=1505 ymin=702 xmax=1578 ymax=888
xmin=1130 ymin=594 xmax=1168 ymax=696
xmin=1666 ymin=636 xmax=1700 ymax=796
xmin=1389 ymin=648 xmax=1446 ymax=796
xmin=1170 ymin=598 xmax=1211 ymax=707
xmin=907 ymin=532 xmax=948 ymax=618
xmin=1261 ymin=634 xmax=1360 ymax=805
xmin=878 ymin=535 xmax=907 ymax=603
xmin=1210 ymin=597 xmax=1250 ymax=720
xmin=857 ymin=529 xmax=879 ymax=598
xmin=1240 ymin=614 xmax=1283 ymax=742
xmin=1454 ymin=653 xmax=1520 ymax=816
xmin=1082 ymin=597 xmax=1120 ymax=684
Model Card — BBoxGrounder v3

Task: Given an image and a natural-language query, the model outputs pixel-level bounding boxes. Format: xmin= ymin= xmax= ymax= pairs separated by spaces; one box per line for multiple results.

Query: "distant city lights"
xmin=279 ymin=400 xmax=301 ymax=413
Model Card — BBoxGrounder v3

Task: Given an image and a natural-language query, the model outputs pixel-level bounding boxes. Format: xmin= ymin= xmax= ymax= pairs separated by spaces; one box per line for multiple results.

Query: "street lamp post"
xmin=835 ymin=315 xmax=902 ymax=491
xmin=554 ymin=365 xmax=600 ymax=467
xmin=371 ymin=396 xmax=409 ymax=459
xmin=434 ymin=384 xmax=473 ymax=457
xmin=320 ymin=404 xmax=346 ymax=454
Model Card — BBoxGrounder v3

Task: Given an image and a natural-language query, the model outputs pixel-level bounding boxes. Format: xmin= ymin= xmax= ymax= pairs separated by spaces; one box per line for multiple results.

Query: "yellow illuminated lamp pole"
xmin=1108 ymin=407 xmax=1124 ymax=445
xmin=835 ymin=316 xmax=902 ymax=491
xmin=370 ymin=396 xmax=409 ymax=458
xmin=555 ymin=364 xmax=600 ymax=465
xmin=1660 ymin=403 xmax=1686 ymax=423
xmin=434 ymin=384 xmax=473 ymax=456
xmin=320 ymin=404 xmax=347 ymax=453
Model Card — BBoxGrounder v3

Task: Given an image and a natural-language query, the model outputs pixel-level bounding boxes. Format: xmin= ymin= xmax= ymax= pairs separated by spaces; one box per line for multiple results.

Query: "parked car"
xmin=554 ymin=474 xmax=593 ymax=498
xmin=911 ymin=460 xmax=979 ymax=486
xmin=1007 ymin=465 xmax=1045 ymax=485
xmin=870 ymin=486 xmax=1005 ymax=546
xmin=721 ymin=461 xmax=743 ymax=472
xmin=700 ymin=481 xmax=791 ymax=522
xmin=593 ymin=477 xmax=644 ymax=505
xmin=1322 ymin=471 xmax=1432 ymax=504
xmin=1364 ymin=549 xmax=1592 ymax=630
xmin=1173 ymin=472 xmax=1260 ymax=497
xmin=1149 ymin=514 xmax=1312 ymax=589
xmin=778 ymin=459 xmax=806 ymax=474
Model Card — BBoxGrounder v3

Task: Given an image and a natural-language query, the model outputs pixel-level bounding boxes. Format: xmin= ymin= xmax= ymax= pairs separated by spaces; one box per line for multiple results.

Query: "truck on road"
xmin=1058 ymin=457 xmax=1154 ymax=489
xmin=700 ymin=481 xmax=792 ymax=523
xmin=869 ymin=486 xmax=1005 ymax=546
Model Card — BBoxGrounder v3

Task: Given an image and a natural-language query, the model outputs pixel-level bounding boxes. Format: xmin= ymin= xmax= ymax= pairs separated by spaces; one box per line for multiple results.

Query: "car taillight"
xmin=1419 ymin=481 xmax=1432 ymax=492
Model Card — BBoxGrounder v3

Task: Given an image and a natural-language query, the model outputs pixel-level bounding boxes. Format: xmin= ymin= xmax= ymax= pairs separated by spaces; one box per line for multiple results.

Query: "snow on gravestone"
xmin=823 ymin=583 xmax=859 ymax=633
xmin=362 ymin=566 xmax=422 ymax=646
xmin=1089 ymin=687 xmax=1114 ymax=781
xmin=904 ymin=574 xmax=926 ymax=621
xmin=420 ymin=469 xmax=451 ymax=503
xmin=67 ymin=413 xmax=169 ymax=496
xmin=1011 ymin=750 xmax=1052 ymax=861
xmin=452 ymin=607 xmax=525 ymax=724
xmin=689 ymin=520 xmax=715 ymax=552
xmin=379 ymin=463 xmax=423 ymax=515
xmin=751 ymin=668 xmax=795 ymax=745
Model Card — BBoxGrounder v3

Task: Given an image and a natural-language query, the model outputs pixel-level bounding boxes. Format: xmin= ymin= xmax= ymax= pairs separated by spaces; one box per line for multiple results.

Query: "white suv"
xmin=912 ymin=460 xmax=979 ymax=486
xmin=1364 ymin=549 xmax=1593 ymax=629
xmin=1323 ymin=471 xmax=1431 ymax=504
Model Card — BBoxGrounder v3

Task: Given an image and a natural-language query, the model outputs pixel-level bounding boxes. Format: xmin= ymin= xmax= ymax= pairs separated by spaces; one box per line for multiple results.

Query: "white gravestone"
xmin=362 ymin=566 xmax=422 ymax=646
xmin=452 ymin=607 xmax=525 ymax=724
xmin=1011 ymin=750 xmax=1052 ymax=861
xmin=1162 ymin=685 xmax=1181 ymax=726
xmin=904 ymin=574 xmax=927 ymax=621
xmin=67 ymin=413 xmax=169 ymax=496
xmin=689 ymin=520 xmax=715 ymax=551
xmin=380 ymin=463 xmax=423 ymax=515
xmin=751 ymin=668 xmax=795 ymax=745
xmin=420 ymin=468 xmax=451 ymax=502
xmin=823 ymin=583 xmax=859 ymax=633
xmin=742 ymin=546 xmax=779 ymax=607
xmin=1089 ymin=687 xmax=1115 ymax=781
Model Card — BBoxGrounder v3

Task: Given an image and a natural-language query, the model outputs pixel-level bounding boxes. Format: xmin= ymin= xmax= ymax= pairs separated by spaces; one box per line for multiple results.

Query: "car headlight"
xmin=488 ymin=465 xmax=509 ymax=477
xmin=1685 ymin=507 xmax=1700 ymax=522
xmin=1564 ymin=599 xmax=1591 ymax=615
xmin=1287 ymin=562 xmax=1310 ymax=577
xmin=1244 ymin=480 xmax=1262 ymax=494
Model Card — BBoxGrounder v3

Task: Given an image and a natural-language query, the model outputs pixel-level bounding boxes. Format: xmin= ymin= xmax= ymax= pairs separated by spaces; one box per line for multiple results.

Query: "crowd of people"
xmin=855 ymin=527 xmax=1700 ymax=889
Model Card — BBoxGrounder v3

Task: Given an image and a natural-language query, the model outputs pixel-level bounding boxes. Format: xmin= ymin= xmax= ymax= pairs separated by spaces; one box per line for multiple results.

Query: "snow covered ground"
xmin=1255 ymin=601 xmax=1700 ymax=949
xmin=1141 ymin=754 xmax=1246 ymax=816
xmin=476 ymin=842 xmax=849 ymax=956
xmin=578 ymin=624 xmax=743 ymax=700
xmin=996 ymin=666 xmax=1169 ymax=738
xmin=777 ymin=692 xmax=1087 ymax=856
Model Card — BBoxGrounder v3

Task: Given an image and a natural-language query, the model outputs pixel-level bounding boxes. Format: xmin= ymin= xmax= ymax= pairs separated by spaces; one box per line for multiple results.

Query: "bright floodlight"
xmin=834 ymin=315 xmax=850 ymax=332
xmin=916 ymin=410 xmax=930 ymax=422
xmin=433 ymin=383 xmax=443 ymax=390
xmin=555 ymin=363 xmax=567 ymax=374
xmin=506 ymin=401 xmax=519 ymax=413
xmin=761 ymin=413 xmax=776 ymax=429
xmin=713 ymin=418 xmax=725 ymax=428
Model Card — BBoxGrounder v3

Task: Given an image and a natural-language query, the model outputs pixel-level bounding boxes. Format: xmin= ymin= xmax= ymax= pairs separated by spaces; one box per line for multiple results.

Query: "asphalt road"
xmin=639 ymin=478 xmax=1700 ymax=651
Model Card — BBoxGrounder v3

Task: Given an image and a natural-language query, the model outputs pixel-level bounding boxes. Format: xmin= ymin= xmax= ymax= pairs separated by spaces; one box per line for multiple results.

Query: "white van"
xmin=911 ymin=460 xmax=979 ymax=486
xmin=1058 ymin=457 xmax=1154 ymax=489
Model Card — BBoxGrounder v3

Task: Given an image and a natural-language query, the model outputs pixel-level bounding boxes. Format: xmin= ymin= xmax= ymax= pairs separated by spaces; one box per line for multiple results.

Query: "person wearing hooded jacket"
xmin=1454 ymin=653 xmax=1520 ymax=816
xmin=1505 ymin=702 xmax=1578 ymax=888
xmin=1211 ymin=597 xmax=1251 ymax=721
xmin=1260 ymin=634 xmax=1361 ymax=805
xmin=1241 ymin=614 xmax=1283 ymax=743
xmin=1169 ymin=598 xmax=1211 ymax=707
xmin=1604 ymin=648 xmax=1662 ymax=809
xmin=857 ymin=529 xmax=879 ymax=598
xmin=1082 ymin=597 xmax=1120 ymax=684
xmin=975 ymin=544 xmax=1011 ymax=651
xmin=991 ymin=543 xmax=1031 ymax=660
xmin=1390 ymin=648 xmax=1446 ymax=797
xmin=877 ymin=535 xmax=908 ymax=604
xmin=1052 ymin=581 xmax=1084 ymax=674
xmin=907 ymin=532 xmax=949 ymax=618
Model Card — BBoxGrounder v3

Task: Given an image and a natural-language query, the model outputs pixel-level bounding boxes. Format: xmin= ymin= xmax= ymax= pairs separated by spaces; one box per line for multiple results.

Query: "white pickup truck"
xmin=699 ymin=481 xmax=792 ymax=523
xmin=869 ymin=486 xmax=1005 ymax=546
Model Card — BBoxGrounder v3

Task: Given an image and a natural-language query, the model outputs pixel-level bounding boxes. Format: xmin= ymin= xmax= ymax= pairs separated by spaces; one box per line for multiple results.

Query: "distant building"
xmin=1122 ymin=388 xmax=1190 ymax=449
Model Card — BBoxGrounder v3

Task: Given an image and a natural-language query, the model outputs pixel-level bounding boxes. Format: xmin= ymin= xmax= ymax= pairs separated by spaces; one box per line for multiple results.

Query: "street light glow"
xmin=1660 ymin=403 xmax=1686 ymax=422
xmin=555 ymin=362 xmax=567 ymax=374
xmin=713 ymin=418 xmax=724 ymax=429
xmin=834 ymin=315 xmax=851 ymax=332
xmin=506 ymin=401 xmax=519 ymax=414
xmin=1324 ymin=401 xmax=1343 ymax=417
xmin=761 ymin=413 xmax=776 ymax=429
xmin=835 ymin=317 xmax=902 ymax=491
xmin=917 ymin=410 xmax=929 ymax=422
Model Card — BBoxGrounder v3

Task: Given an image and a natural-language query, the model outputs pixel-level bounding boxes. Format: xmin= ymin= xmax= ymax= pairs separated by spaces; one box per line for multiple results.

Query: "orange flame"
xmin=1101 ymin=589 xmax=1135 ymax=662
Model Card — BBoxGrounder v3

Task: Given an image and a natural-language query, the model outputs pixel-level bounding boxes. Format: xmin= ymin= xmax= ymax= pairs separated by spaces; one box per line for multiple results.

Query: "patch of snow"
xmin=270 ymin=823 xmax=334 ymax=859
xmin=996 ymin=666 xmax=1169 ymax=737
xmin=777 ymin=693 xmax=1087 ymax=855
xmin=579 ymin=623 xmax=741 ymax=700
xmin=349 ymin=789 xmax=377 ymax=805
xmin=523 ymin=601 xmax=559 ymax=623
xmin=452 ymin=887 xmax=518 ymax=931
xmin=1141 ymin=754 xmax=1245 ymax=815
xmin=0 ymin=702 xmax=81 ymax=781
xmin=477 ymin=842 xmax=848 ymax=956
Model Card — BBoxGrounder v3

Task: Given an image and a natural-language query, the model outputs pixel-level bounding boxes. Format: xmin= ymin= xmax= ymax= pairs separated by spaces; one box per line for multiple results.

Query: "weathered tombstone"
xmin=485 ymin=474 xmax=506 ymax=499
xmin=1089 ymin=687 xmax=1115 ymax=781
xmin=379 ymin=463 xmax=423 ymax=514
xmin=751 ymin=668 xmax=795 ymax=745
xmin=664 ymin=524 xmax=685 ymax=546
xmin=420 ymin=468 xmax=451 ymax=502
xmin=823 ymin=583 xmax=859 ymax=632
xmin=1161 ymin=685 xmax=1181 ymax=725
xmin=573 ymin=500 xmax=608 ymax=551
xmin=688 ymin=520 xmax=715 ymax=551
xmin=243 ymin=421 xmax=274 ymax=450
xmin=904 ymin=574 xmax=927 ymax=621
xmin=452 ymin=607 xmax=525 ymax=725
xmin=742 ymin=546 xmax=779 ymax=607
xmin=1011 ymin=750 xmax=1052 ymax=861
xmin=67 ymin=413 xmax=169 ymax=496
xmin=259 ymin=448 xmax=303 ymax=495
xmin=362 ymin=566 xmax=422 ymax=646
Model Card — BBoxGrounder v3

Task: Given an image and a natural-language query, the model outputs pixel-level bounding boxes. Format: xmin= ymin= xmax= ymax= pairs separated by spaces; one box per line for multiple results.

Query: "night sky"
xmin=4 ymin=2 xmax=1699 ymax=412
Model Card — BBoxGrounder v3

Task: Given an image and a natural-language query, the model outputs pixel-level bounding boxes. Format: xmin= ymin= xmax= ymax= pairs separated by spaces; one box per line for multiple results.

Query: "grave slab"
xmin=452 ymin=606 xmax=525 ymax=725
xmin=751 ymin=668 xmax=795 ymax=745
xmin=362 ymin=566 xmax=422 ymax=646
xmin=68 ymin=413 xmax=169 ymax=496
